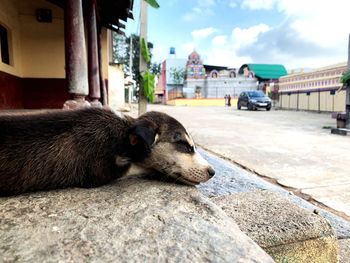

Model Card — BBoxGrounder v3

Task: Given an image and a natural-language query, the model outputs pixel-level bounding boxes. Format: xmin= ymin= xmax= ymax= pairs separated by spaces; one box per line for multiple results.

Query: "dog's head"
xmin=128 ymin=111 xmax=215 ymax=185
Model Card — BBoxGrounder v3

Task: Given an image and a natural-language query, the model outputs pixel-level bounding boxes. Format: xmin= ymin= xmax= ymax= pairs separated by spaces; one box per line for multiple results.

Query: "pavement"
xmin=129 ymin=104 xmax=350 ymax=219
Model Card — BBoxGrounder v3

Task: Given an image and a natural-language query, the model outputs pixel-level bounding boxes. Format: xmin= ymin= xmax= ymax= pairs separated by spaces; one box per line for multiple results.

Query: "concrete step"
xmin=211 ymin=190 xmax=339 ymax=263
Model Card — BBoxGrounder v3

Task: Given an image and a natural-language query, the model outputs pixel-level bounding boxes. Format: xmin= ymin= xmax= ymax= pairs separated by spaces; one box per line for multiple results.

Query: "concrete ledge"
xmin=331 ymin=128 xmax=350 ymax=136
xmin=0 ymin=179 xmax=274 ymax=263
xmin=338 ymin=239 xmax=350 ymax=263
xmin=211 ymin=190 xmax=339 ymax=263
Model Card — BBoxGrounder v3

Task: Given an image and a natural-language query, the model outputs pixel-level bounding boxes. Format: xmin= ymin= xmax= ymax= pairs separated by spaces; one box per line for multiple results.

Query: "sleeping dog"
xmin=0 ymin=108 xmax=215 ymax=196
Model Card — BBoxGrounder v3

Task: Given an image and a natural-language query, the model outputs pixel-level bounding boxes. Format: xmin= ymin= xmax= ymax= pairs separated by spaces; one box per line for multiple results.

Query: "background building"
xmin=278 ymin=62 xmax=347 ymax=112
xmin=157 ymin=56 xmax=187 ymax=103
xmin=183 ymin=51 xmax=257 ymax=99
xmin=239 ymin=64 xmax=288 ymax=103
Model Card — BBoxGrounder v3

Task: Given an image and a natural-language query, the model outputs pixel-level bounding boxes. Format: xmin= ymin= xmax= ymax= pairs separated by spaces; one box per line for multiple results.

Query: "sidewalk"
xmin=130 ymin=105 xmax=350 ymax=219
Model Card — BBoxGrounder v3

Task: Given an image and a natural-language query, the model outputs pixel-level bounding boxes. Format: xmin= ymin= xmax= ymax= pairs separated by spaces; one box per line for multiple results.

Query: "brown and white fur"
xmin=0 ymin=108 xmax=215 ymax=196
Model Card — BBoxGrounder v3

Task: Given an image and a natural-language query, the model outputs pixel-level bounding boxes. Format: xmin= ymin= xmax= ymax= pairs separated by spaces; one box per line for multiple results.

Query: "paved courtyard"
xmin=131 ymin=104 xmax=350 ymax=219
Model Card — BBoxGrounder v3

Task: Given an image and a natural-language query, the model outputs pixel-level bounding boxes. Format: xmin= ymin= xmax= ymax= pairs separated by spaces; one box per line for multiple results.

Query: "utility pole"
xmin=138 ymin=0 xmax=148 ymax=116
xmin=346 ymin=33 xmax=350 ymax=128
xmin=129 ymin=35 xmax=133 ymax=107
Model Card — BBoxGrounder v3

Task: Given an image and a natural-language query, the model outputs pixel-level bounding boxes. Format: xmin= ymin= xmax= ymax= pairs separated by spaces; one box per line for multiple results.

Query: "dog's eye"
xmin=176 ymin=141 xmax=195 ymax=154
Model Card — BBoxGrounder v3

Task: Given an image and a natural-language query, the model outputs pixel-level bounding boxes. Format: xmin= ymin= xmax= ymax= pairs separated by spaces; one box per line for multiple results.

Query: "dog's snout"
xmin=207 ymin=167 xmax=215 ymax=177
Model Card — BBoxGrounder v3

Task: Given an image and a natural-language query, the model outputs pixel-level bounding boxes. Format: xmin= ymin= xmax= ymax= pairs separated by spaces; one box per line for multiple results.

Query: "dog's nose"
xmin=207 ymin=167 xmax=215 ymax=177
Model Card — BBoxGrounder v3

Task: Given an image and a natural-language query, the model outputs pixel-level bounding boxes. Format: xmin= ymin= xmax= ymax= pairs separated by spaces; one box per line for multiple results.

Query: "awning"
xmin=239 ymin=64 xmax=288 ymax=80
xmin=47 ymin=0 xmax=133 ymax=35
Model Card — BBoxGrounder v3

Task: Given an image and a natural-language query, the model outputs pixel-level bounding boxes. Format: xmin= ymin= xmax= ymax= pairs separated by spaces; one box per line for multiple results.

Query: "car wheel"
xmin=266 ymin=106 xmax=271 ymax=111
xmin=237 ymin=102 xmax=241 ymax=110
xmin=248 ymin=103 xmax=253 ymax=110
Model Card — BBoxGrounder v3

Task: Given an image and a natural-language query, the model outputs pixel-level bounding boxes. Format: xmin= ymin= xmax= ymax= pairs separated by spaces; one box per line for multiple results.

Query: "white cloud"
xmin=212 ymin=35 xmax=227 ymax=47
xmin=229 ymin=1 xmax=237 ymax=8
xmin=192 ymin=27 xmax=217 ymax=41
xmin=198 ymin=0 xmax=215 ymax=7
xmin=229 ymin=0 xmax=350 ymax=68
xmin=231 ymin=24 xmax=270 ymax=49
xmin=241 ymin=0 xmax=277 ymax=10
xmin=183 ymin=7 xmax=215 ymax=21
xmin=181 ymin=42 xmax=196 ymax=55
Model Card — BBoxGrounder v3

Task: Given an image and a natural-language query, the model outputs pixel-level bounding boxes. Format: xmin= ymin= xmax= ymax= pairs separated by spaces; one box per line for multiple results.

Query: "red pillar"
xmin=63 ymin=0 xmax=90 ymax=110
xmin=87 ymin=0 xmax=102 ymax=108
xmin=97 ymin=26 xmax=108 ymax=105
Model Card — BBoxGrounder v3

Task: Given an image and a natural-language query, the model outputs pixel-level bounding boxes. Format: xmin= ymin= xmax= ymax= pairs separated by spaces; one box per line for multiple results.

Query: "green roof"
xmin=246 ymin=64 xmax=288 ymax=80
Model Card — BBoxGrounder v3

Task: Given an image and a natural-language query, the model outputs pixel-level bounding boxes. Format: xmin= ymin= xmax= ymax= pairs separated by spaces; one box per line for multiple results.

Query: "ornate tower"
xmin=185 ymin=50 xmax=206 ymax=79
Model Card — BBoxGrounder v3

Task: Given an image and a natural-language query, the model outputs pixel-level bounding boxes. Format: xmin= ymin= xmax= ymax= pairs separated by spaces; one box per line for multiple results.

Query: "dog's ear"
xmin=129 ymin=125 xmax=156 ymax=149
xmin=129 ymin=121 xmax=158 ymax=161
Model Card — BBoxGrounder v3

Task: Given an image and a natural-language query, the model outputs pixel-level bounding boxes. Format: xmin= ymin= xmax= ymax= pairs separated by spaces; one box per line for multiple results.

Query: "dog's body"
xmin=0 ymin=108 xmax=214 ymax=196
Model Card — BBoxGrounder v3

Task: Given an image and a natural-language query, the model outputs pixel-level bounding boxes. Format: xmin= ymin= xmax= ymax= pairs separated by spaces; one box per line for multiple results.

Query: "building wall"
xmin=167 ymin=98 xmax=235 ymax=107
xmin=108 ymin=64 xmax=124 ymax=109
xmin=165 ymin=58 xmax=187 ymax=85
xmin=0 ymin=0 xmax=23 ymax=77
xmin=0 ymin=0 xmax=112 ymax=109
xmin=183 ymin=78 xmax=256 ymax=99
xmin=279 ymin=90 xmax=346 ymax=112
xmin=299 ymin=93 xmax=308 ymax=110
xmin=19 ymin=0 xmax=65 ymax=78
xmin=0 ymin=71 xmax=23 ymax=109
xmin=279 ymin=62 xmax=347 ymax=112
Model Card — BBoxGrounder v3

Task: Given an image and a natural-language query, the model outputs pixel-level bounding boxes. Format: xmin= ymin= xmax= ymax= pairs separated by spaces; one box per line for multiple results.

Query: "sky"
xmin=125 ymin=0 xmax=350 ymax=70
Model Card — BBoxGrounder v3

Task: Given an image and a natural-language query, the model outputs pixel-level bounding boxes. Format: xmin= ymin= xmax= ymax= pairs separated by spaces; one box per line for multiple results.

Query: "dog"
xmin=0 ymin=108 xmax=215 ymax=196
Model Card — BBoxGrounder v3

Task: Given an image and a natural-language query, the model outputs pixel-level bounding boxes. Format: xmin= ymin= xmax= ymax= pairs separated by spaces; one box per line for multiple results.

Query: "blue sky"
xmin=125 ymin=0 xmax=350 ymax=70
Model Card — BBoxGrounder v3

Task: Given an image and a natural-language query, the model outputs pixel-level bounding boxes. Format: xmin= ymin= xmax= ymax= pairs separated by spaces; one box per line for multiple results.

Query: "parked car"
xmin=237 ymin=91 xmax=271 ymax=111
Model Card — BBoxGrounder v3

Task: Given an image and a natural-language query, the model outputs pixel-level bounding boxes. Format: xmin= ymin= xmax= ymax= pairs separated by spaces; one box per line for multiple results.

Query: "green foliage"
xmin=141 ymin=38 xmax=151 ymax=63
xmin=169 ymin=67 xmax=186 ymax=85
xmin=144 ymin=0 xmax=160 ymax=8
xmin=341 ymin=70 xmax=350 ymax=86
xmin=150 ymin=62 xmax=161 ymax=76
xmin=143 ymin=70 xmax=155 ymax=103
xmin=112 ymin=33 xmax=154 ymax=86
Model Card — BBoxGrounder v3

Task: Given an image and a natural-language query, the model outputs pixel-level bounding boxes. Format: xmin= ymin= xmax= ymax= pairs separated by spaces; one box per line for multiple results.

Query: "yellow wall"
xmin=167 ymin=98 xmax=236 ymax=107
xmin=108 ymin=64 xmax=125 ymax=109
xmin=334 ymin=90 xmax=346 ymax=112
xmin=0 ymin=0 xmax=23 ymax=76
xmin=19 ymin=1 xmax=65 ymax=78
xmin=280 ymin=94 xmax=289 ymax=108
xmin=289 ymin=94 xmax=297 ymax=109
xmin=280 ymin=90 xmax=346 ymax=112
xmin=0 ymin=0 xmax=111 ymax=80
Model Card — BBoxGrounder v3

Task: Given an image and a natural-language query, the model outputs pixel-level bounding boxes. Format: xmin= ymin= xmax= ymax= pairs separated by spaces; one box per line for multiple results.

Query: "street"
xmin=131 ymin=105 xmax=350 ymax=218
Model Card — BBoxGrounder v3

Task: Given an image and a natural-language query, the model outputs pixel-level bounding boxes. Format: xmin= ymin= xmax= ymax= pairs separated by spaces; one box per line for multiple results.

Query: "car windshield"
xmin=247 ymin=91 xmax=265 ymax=97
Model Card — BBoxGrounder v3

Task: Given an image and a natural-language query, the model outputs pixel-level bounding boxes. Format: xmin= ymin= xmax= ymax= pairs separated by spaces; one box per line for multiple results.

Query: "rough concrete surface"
xmin=0 ymin=178 xmax=274 ymax=263
xmin=197 ymin=148 xmax=350 ymax=239
xmin=134 ymin=105 xmax=350 ymax=218
xmin=338 ymin=239 xmax=350 ymax=263
xmin=211 ymin=190 xmax=339 ymax=263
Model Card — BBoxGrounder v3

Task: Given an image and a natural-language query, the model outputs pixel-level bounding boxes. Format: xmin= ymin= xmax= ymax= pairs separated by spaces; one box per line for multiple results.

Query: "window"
xmin=0 ymin=24 xmax=10 ymax=65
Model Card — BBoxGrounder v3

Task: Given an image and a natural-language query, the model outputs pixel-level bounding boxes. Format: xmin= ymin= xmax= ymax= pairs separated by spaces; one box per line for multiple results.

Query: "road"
xmin=130 ymin=104 xmax=350 ymax=218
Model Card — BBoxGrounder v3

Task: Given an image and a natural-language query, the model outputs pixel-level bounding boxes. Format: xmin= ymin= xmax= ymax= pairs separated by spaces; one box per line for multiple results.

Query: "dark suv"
xmin=237 ymin=91 xmax=271 ymax=111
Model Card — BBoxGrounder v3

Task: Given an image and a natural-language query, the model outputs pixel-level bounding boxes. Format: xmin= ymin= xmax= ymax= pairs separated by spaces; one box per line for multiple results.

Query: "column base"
xmin=63 ymin=95 xmax=91 ymax=110
xmin=90 ymin=99 xmax=103 ymax=108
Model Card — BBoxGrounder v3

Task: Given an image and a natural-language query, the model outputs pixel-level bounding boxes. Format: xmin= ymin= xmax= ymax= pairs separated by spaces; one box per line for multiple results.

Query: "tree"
xmin=150 ymin=61 xmax=161 ymax=76
xmin=113 ymin=33 xmax=159 ymax=87
xmin=169 ymin=67 xmax=186 ymax=99
xmin=169 ymin=67 xmax=186 ymax=86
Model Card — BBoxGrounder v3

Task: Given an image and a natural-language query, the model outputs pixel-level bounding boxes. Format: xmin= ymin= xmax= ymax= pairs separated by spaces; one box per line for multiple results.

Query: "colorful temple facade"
xmin=185 ymin=51 xmax=206 ymax=79
xmin=183 ymin=51 xmax=257 ymax=99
